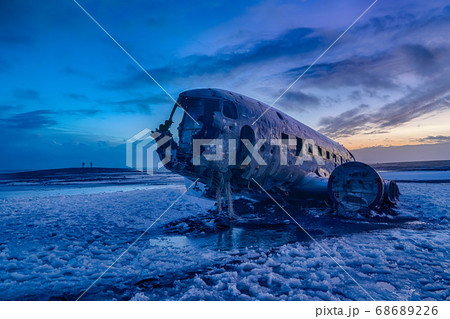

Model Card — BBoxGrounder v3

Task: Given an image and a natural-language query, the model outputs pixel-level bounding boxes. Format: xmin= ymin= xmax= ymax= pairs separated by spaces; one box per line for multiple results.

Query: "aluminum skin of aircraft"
xmin=154 ymin=88 xmax=399 ymax=215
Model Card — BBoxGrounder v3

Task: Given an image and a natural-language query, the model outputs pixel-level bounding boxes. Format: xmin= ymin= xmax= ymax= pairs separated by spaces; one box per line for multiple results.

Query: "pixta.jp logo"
xmin=127 ymin=128 xmax=333 ymax=175
xmin=126 ymin=129 xmax=171 ymax=175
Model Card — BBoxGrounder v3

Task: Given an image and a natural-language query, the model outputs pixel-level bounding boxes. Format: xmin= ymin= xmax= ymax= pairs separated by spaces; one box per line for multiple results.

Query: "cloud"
xmin=315 ymin=41 xmax=450 ymax=138
xmin=0 ymin=104 xmax=23 ymax=113
xmin=282 ymin=53 xmax=397 ymax=90
xmin=68 ymin=109 xmax=100 ymax=116
xmin=376 ymin=94 xmax=450 ymax=130
xmin=0 ymin=2 xmax=34 ymax=47
xmin=62 ymin=92 xmax=170 ymax=114
xmin=100 ymin=3 xmax=450 ymax=120
xmin=63 ymin=93 xmax=89 ymax=101
xmin=103 ymin=27 xmax=334 ymax=90
xmin=13 ymin=88 xmax=41 ymax=101
xmin=318 ymin=104 xmax=371 ymax=138
xmin=282 ymin=42 xmax=447 ymax=93
xmin=416 ymin=135 xmax=450 ymax=144
xmin=351 ymin=5 xmax=450 ymax=44
xmin=319 ymin=90 xmax=450 ymax=139
xmin=97 ymin=93 xmax=172 ymax=113
xmin=61 ymin=67 xmax=94 ymax=79
xmin=0 ymin=110 xmax=57 ymax=130
xmin=280 ymin=90 xmax=321 ymax=111
xmin=399 ymin=44 xmax=440 ymax=76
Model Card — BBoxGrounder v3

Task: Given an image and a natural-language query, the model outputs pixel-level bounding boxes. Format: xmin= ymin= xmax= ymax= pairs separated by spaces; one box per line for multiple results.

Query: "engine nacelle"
xmin=328 ymin=162 xmax=400 ymax=211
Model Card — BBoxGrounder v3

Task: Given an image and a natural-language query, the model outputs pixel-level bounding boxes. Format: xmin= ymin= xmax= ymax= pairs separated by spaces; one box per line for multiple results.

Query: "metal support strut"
xmin=213 ymin=171 xmax=236 ymax=219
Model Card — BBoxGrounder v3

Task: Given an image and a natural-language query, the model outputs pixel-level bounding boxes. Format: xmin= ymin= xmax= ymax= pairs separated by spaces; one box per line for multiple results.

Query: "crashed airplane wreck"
xmin=154 ymin=88 xmax=400 ymax=216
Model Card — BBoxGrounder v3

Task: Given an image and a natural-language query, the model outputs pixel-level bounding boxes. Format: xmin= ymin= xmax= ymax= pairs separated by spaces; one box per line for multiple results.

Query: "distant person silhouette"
xmin=82 ymin=162 xmax=85 ymax=168
xmin=90 ymin=162 xmax=93 ymax=168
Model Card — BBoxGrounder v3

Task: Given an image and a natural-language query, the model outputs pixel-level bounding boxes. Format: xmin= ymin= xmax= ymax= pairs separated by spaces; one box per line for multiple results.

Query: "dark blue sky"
xmin=1 ymin=0 xmax=449 ymax=169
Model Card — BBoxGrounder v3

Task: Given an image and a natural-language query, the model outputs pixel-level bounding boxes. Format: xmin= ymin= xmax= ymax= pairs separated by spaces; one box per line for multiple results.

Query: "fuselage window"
xmin=296 ymin=137 xmax=303 ymax=156
xmin=326 ymin=151 xmax=330 ymax=160
xmin=318 ymin=146 xmax=323 ymax=157
xmin=222 ymin=100 xmax=238 ymax=119
xmin=276 ymin=112 xmax=284 ymax=121
xmin=333 ymin=154 xmax=337 ymax=162
xmin=308 ymin=144 xmax=313 ymax=154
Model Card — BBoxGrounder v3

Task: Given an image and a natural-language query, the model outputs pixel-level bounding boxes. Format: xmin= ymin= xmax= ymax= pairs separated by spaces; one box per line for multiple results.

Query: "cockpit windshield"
xmin=177 ymin=96 xmax=220 ymax=126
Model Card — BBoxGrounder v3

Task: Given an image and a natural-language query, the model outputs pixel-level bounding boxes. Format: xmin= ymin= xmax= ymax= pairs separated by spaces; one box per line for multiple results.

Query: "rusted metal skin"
xmin=155 ymin=88 xmax=399 ymax=210
xmin=328 ymin=162 xmax=400 ymax=211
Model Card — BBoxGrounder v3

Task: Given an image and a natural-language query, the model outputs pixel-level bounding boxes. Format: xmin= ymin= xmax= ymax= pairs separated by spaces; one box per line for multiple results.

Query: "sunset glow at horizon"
xmin=0 ymin=0 xmax=449 ymax=169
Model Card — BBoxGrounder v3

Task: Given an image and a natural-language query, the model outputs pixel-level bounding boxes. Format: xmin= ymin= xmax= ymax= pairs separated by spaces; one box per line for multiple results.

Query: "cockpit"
xmin=176 ymin=96 xmax=238 ymax=148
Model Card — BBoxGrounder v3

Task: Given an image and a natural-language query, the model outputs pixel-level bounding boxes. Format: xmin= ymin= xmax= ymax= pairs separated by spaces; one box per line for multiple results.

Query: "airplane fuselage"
xmin=158 ymin=88 xmax=355 ymax=200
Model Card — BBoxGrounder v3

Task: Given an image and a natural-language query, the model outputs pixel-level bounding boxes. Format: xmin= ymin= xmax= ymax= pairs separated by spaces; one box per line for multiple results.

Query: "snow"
xmin=0 ymin=169 xmax=448 ymax=300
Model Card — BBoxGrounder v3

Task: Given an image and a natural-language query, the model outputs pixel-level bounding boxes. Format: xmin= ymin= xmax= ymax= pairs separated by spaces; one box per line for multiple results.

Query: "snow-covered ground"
xmin=0 ymin=169 xmax=448 ymax=300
